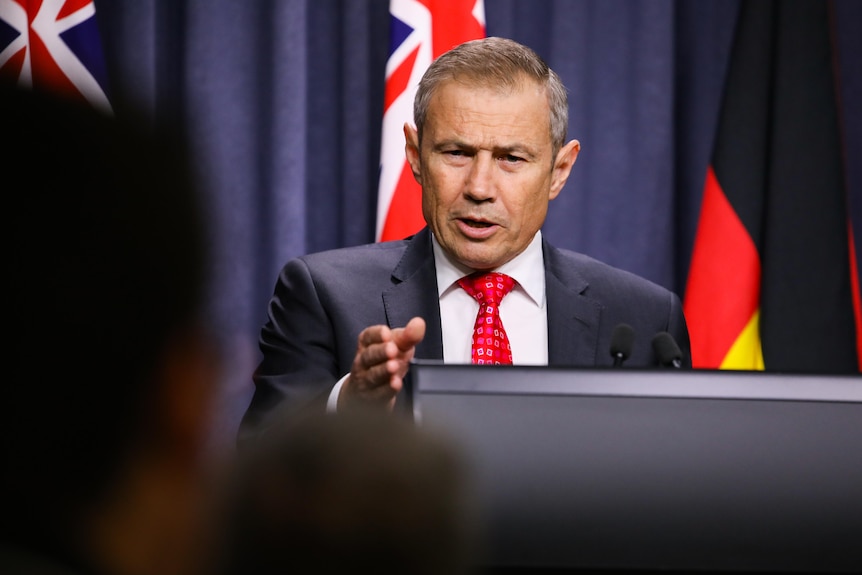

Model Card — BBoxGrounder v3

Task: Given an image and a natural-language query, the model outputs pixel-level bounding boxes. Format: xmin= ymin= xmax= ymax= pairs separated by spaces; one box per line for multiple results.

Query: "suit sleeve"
xmin=239 ymin=257 xmax=342 ymax=441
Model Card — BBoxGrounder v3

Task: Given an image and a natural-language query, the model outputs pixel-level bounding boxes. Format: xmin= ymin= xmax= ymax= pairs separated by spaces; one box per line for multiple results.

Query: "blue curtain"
xmin=94 ymin=0 xmax=862 ymax=448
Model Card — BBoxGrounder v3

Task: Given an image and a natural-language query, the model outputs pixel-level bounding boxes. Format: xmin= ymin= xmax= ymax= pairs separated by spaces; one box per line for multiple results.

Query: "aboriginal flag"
xmin=684 ymin=0 xmax=862 ymax=373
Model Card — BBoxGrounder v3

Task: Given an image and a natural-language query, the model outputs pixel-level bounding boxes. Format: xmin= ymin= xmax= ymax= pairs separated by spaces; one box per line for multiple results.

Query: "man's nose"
xmin=464 ymin=153 xmax=496 ymax=201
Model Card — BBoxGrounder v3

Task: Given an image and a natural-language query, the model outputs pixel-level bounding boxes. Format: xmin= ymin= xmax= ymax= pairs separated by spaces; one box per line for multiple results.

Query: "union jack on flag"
xmin=0 ymin=0 xmax=111 ymax=112
xmin=376 ymin=0 xmax=485 ymax=242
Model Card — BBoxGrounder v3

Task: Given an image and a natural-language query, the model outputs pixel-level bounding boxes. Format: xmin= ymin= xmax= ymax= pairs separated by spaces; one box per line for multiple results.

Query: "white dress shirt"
xmin=434 ymin=231 xmax=548 ymax=365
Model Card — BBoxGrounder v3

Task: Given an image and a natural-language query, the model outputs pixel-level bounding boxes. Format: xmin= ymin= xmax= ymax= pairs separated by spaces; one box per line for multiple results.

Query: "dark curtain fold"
xmin=93 ymin=0 xmax=862 ymax=448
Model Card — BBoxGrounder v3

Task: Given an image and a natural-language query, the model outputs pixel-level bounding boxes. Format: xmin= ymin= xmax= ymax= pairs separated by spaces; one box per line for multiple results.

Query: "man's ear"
xmin=403 ymin=123 xmax=422 ymax=184
xmin=548 ymin=139 xmax=581 ymax=201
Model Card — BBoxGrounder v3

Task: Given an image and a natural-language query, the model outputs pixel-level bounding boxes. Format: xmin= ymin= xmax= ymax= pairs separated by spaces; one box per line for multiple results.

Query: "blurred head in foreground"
xmin=220 ymin=408 xmax=476 ymax=575
xmin=2 ymin=86 xmax=220 ymax=575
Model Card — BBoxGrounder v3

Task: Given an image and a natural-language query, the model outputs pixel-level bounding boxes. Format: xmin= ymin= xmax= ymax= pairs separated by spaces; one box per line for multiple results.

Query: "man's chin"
xmin=450 ymin=246 xmax=508 ymax=272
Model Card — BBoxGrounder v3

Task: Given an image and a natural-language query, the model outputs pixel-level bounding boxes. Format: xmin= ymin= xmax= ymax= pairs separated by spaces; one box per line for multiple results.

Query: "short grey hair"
xmin=413 ymin=36 xmax=569 ymax=158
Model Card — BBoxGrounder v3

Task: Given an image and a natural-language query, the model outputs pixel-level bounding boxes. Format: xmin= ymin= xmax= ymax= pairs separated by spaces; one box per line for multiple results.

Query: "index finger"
xmin=358 ymin=324 xmax=392 ymax=348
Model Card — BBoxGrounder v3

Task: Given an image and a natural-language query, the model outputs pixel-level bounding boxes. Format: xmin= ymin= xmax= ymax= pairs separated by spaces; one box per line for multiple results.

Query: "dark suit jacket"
xmin=240 ymin=228 xmax=690 ymax=436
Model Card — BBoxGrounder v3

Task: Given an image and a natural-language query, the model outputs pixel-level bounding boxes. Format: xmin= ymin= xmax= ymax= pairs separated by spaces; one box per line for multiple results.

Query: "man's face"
xmin=405 ymin=78 xmax=579 ymax=271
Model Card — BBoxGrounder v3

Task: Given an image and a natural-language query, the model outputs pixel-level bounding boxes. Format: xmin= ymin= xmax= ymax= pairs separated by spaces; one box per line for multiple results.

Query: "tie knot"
xmin=458 ymin=272 xmax=515 ymax=305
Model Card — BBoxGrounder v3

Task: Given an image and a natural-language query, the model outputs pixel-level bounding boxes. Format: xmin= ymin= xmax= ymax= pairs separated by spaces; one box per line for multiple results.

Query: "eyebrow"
xmin=433 ymin=139 xmax=539 ymax=160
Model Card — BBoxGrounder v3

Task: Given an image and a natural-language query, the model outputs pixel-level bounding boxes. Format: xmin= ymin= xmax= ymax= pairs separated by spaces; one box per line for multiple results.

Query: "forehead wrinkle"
xmin=437 ymin=110 xmax=547 ymax=159
xmin=423 ymin=80 xmax=553 ymax=161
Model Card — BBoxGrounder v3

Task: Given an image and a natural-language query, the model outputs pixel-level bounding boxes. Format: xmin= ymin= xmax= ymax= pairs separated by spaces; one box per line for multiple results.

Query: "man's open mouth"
xmin=463 ymin=218 xmax=493 ymax=228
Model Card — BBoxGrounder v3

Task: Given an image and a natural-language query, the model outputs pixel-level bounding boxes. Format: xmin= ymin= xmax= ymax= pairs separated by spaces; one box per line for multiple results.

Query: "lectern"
xmin=409 ymin=361 xmax=862 ymax=574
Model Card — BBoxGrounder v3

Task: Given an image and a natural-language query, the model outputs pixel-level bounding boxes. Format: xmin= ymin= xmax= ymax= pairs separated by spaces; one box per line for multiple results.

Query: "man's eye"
xmin=502 ymin=154 xmax=524 ymax=163
xmin=445 ymin=150 xmax=466 ymax=157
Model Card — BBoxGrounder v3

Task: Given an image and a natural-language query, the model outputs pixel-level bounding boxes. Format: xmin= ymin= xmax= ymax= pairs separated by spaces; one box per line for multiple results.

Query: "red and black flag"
xmin=684 ymin=0 xmax=862 ymax=373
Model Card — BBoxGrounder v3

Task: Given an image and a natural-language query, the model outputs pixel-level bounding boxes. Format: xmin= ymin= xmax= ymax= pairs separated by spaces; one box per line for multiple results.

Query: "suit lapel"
xmin=382 ymin=232 xmax=600 ymax=366
xmin=382 ymin=228 xmax=444 ymax=361
xmin=544 ymin=239 xmax=603 ymax=366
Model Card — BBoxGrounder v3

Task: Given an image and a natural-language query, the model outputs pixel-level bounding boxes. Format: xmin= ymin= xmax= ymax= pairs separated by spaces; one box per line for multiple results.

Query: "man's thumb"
xmin=393 ymin=316 xmax=426 ymax=351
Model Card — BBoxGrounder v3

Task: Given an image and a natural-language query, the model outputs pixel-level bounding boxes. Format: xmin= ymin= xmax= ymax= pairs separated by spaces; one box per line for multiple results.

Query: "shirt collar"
xmin=432 ymin=231 xmax=546 ymax=307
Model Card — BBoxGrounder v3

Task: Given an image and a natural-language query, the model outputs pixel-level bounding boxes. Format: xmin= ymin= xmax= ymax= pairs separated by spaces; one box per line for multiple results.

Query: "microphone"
xmin=610 ymin=323 xmax=635 ymax=367
xmin=652 ymin=331 xmax=683 ymax=368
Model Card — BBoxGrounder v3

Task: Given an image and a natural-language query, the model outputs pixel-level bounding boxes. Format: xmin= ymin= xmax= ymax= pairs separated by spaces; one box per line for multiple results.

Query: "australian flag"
xmin=0 ymin=0 xmax=111 ymax=112
xmin=376 ymin=0 xmax=485 ymax=242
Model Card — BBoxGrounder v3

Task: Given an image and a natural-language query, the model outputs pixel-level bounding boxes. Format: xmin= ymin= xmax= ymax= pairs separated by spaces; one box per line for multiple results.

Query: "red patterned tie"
xmin=458 ymin=272 xmax=516 ymax=365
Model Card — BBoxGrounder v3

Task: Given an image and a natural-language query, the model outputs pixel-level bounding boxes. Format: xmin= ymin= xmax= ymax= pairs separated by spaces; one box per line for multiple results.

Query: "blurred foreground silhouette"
xmin=1 ymin=85 xmax=221 ymax=575
xmin=219 ymin=408 xmax=476 ymax=575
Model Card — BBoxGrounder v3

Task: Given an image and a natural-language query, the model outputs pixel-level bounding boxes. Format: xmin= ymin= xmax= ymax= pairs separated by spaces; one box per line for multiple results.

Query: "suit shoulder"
xmin=550 ymin=246 xmax=676 ymax=299
xmin=285 ymin=238 xmax=410 ymax=273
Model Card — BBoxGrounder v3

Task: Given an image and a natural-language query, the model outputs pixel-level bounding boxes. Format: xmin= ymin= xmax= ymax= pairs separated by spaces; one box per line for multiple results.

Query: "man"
xmin=1 ymin=87 xmax=220 ymax=575
xmin=241 ymin=37 xmax=689 ymax=436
